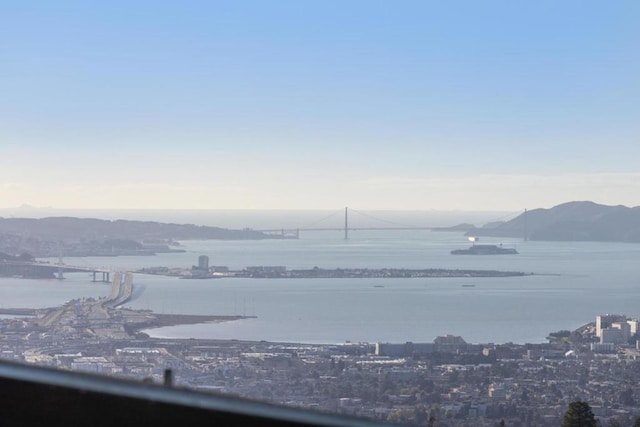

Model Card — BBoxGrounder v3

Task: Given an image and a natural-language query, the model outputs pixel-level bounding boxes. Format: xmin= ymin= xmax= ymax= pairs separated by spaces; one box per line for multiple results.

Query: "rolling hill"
xmin=467 ymin=201 xmax=640 ymax=243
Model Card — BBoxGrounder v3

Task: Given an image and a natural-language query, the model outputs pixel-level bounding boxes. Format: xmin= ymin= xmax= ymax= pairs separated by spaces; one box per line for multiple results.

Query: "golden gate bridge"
xmin=256 ymin=207 xmax=437 ymax=240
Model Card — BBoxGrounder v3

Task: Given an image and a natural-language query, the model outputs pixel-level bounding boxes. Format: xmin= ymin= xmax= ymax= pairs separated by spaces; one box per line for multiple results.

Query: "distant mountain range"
xmin=0 ymin=217 xmax=277 ymax=257
xmin=0 ymin=217 xmax=272 ymax=241
xmin=465 ymin=201 xmax=640 ymax=243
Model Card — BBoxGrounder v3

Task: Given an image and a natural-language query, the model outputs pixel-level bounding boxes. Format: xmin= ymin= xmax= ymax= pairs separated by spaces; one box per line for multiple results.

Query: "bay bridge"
xmin=0 ymin=259 xmax=113 ymax=282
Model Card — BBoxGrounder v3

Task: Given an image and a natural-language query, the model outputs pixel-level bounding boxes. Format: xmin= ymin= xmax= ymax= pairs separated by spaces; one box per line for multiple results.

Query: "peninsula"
xmin=0 ymin=216 xmax=281 ymax=257
xmin=0 ymin=271 xmax=253 ymax=340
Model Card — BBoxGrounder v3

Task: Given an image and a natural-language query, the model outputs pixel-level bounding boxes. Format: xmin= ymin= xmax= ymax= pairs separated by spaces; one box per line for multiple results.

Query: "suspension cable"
xmin=485 ymin=210 xmax=524 ymax=224
xmin=302 ymin=209 xmax=344 ymax=228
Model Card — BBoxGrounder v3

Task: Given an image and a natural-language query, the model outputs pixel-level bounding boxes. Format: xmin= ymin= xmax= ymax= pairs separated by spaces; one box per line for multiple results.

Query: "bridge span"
xmin=257 ymin=226 xmax=435 ymax=240
xmin=104 ymin=271 xmax=133 ymax=308
xmin=0 ymin=261 xmax=113 ymax=281
xmin=254 ymin=207 xmax=443 ymax=240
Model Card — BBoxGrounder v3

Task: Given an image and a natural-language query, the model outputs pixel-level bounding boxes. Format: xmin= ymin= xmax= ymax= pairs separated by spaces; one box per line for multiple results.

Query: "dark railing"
xmin=0 ymin=359 xmax=386 ymax=427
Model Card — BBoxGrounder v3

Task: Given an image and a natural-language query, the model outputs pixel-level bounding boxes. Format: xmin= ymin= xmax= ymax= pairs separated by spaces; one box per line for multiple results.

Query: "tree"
xmin=562 ymin=400 xmax=597 ymax=427
xmin=634 ymin=416 xmax=640 ymax=427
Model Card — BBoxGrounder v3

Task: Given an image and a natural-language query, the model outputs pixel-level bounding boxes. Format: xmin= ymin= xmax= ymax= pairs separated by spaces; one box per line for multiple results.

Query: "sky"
xmin=1 ymin=1 xmax=639 ymax=211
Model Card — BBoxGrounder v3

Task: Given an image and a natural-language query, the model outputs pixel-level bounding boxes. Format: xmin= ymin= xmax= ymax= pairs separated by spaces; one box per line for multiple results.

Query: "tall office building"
xmin=198 ymin=255 xmax=209 ymax=271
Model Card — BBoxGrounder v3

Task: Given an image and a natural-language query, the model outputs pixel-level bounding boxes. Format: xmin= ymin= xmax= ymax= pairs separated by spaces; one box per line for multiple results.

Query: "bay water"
xmin=3 ymin=230 xmax=640 ymax=345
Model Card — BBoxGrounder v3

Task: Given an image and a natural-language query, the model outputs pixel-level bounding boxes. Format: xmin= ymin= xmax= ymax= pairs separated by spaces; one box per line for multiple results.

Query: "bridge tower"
xmin=344 ymin=207 xmax=348 ymax=240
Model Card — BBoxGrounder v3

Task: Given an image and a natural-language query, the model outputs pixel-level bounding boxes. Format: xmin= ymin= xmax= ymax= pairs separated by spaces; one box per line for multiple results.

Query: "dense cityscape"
xmin=2 ymin=270 xmax=640 ymax=426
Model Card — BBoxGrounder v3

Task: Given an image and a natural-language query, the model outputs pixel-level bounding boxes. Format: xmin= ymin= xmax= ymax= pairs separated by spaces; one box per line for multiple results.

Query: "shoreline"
xmin=151 ymin=313 xmax=255 ymax=327
xmin=0 ymin=304 xmax=594 ymax=348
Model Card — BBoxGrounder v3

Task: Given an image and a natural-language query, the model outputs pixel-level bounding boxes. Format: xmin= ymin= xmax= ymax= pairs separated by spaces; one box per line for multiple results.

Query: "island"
xmin=137 ymin=263 xmax=532 ymax=279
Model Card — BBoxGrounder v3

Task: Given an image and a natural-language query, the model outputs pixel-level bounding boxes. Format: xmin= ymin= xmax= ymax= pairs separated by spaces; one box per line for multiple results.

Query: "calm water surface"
xmin=6 ymin=230 xmax=640 ymax=344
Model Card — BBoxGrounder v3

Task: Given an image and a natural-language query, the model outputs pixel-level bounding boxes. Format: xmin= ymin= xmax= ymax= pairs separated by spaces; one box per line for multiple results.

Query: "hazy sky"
xmin=2 ymin=1 xmax=639 ymax=210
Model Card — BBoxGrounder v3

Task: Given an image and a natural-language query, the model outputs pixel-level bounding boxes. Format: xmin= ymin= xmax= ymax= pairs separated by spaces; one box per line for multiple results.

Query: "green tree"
xmin=634 ymin=416 xmax=640 ymax=427
xmin=562 ymin=400 xmax=597 ymax=427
